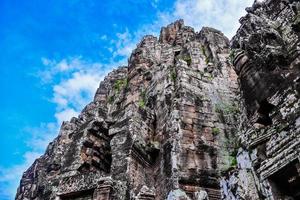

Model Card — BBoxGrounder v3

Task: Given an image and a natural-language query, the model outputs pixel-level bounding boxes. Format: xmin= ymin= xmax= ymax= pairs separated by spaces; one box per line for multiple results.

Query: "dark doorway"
xmin=60 ymin=189 xmax=94 ymax=200
xmin=269 ymin=160 xmax=300 ymax=200
xmin=256 ymin=100 xmax=275 ymax=126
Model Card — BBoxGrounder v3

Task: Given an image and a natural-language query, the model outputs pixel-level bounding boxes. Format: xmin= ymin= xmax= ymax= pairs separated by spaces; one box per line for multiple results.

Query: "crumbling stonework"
xmin=16 ymin=1 xmax=300 ymax=199
xmin=230 ymin=0 xmax=300 ymax=199
xmin=16 ymin=20 xmax=245 ymax=200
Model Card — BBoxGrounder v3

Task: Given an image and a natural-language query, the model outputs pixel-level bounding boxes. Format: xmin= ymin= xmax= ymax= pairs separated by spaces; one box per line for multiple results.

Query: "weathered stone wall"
xmin=230 ymin=0 xmax=300 ymax=199
xmin=15 ymin=19 xmax=248 ymax=200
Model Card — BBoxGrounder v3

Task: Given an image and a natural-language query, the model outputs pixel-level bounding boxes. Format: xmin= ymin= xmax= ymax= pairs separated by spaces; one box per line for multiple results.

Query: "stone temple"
xmin=16 ymin=0 xmax=300 ymax=199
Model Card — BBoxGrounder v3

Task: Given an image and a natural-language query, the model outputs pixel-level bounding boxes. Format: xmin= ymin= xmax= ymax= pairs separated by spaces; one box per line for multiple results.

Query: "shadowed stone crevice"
xmin=255 ymin=99 xmax=275 ymax=126
xmin=268 ymin=159 xmax=300 ymax=199
xmin=60 ymin=189 xmax=94 ymax=200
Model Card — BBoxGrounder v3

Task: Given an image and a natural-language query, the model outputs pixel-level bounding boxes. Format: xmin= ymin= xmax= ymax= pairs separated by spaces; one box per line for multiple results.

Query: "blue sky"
xmin=0 ymin=0 xmax=254 ymax=199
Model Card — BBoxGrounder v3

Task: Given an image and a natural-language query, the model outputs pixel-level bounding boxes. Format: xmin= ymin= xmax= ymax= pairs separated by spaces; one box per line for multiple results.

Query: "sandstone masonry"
xmin=16 ymin=1 xmax=300 ymax=199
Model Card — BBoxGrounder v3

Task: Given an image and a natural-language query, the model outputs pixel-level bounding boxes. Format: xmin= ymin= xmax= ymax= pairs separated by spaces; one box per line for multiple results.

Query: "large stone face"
xmin=230 ymin=0 xmax=300 ymax=199
xmin=16 ymin=1 xmax=300 ymax=199
xmin=15 ymin=20 xmax=246 ymax=200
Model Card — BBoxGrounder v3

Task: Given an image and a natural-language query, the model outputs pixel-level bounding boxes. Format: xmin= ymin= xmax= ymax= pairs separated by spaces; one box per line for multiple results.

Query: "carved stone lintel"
xmin=93 ymin=178 xmax=113 ymax=200
xmin=136 ymin=186 xmax=155 ymax=200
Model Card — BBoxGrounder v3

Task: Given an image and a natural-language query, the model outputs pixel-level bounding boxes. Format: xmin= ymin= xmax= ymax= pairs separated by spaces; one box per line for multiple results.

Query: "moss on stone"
xmin=201 ymin=46 xmax=210 ymax=64
xmin=229 ymin=156 xmax=237 ymax=167
xmin=179 ymin=54 xmax=192 ymax=66
xmin=212 ymin=127 xmax=220 ymax=135
xmin=215 ymin=102 xmax=239 ymax=115
xmin=229 ymin=49 xmax=236 ymax=64
xmin=114 ymin=78 xmax=128 ymax=93
xmin=108 ymin=95 xmax=115 ymax=104
xmin=207 ymin=73 xmax=213 ymax=81
xmin=171 ymin=68 xmax=177 ymax=82
xmin=138 ymin=90 xmax=147 ymax=108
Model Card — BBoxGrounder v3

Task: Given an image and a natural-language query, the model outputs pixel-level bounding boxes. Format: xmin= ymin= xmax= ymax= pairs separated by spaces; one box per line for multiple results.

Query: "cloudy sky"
xmin=0 ymin=0 xmax=253 ymax=199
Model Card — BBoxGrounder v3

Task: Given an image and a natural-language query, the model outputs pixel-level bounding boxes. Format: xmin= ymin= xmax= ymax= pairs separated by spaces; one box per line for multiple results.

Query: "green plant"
xmin=138 ymin=90 xmax=146 ymax=108
xmin=229 ymin=156 xmax=237 ymax=167
xmin=230 ymin=148 xmax=239 ymax=158
xmin=224 ymin=104 xmax=239 ymax=114
xmin=215 ymin=102 xmax=239 ymax=114
xmin=171 ymin=68 xmax=177 ymax=82
xmin=201 ymin=46 xmax=206 ymax=56
xmin=207 ymin=73 xmax=213 ymax=81
xmin=138 ymin=99 xmax=145 ymax=108
xmin=212 ymin=127 xmax=220 ymax=135
xmin=114 ymin=78 xmax=128 ymax=93
xmin=108 ymin=95 xmax=114 ymax=104
xmin=205 ymin=57 xmax=210 ymax=64
xmin=114 ymin=80 xmax=122 ymax=92
xmin=215 ymin=103 xmax=223 ymax=113
xmin=201 ymin=46 xmax=210 ymax=64
xmin=184 ymin=56 xmax=192 ymax=66
xmin=124 ymin=78 xmax=129 ymax=88
xmin=229 ymin=49 xmax=236 ymax=64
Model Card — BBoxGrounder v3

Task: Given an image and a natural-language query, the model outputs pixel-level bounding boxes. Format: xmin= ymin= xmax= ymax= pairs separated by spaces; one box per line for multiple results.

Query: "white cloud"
xmin=0 ymin=123 xmax=59 ymax=199
xmin=55 ymin=108 xmax=79 ymax=125
xmin=53 ymin=71 xmax=102 ymax=112
xmin=24 ymin=122 xmax=59 ymax=152
xmin=112 ymin=29 xmax=137 ymax=58
xmin=43 ymin=58 xmax=112 ymax=125
xmin=100 ymin=34 xmax=107 ymax=40
xmin=37 ymin=56 xmax=128 ymax=131
xmin=38 ymin=57 xmax=90 ymax=83
xmin=0 ymin=57 xmax=115 ymax=199
xmin=0 ymin=151 xmax=41 ymax=199
xmin=167 ymin=0 xmax=254 ymax=38
xmin=106 ymin=0 xmax=254 ymax=62
xmin=151 ymin=0 xmax=160 ymax=8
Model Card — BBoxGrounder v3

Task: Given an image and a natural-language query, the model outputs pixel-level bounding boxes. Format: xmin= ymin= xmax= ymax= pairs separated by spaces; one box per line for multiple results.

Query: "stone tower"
xmin=16 ymin=20 xmax=245 ymax=200
xmin=16 ymin=0 xmax=300 ymax=199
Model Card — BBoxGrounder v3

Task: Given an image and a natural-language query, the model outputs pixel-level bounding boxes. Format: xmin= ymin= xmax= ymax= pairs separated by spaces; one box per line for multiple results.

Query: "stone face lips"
xmin=15 ymin=19 xmax=246 ymax=200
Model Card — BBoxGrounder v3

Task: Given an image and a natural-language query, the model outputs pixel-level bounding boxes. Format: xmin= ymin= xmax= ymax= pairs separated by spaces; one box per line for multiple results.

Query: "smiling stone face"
xmin=231 ymin=0 xmax=300 ymax=117
xmin=230 ymin=0 xmax=300 ymax=199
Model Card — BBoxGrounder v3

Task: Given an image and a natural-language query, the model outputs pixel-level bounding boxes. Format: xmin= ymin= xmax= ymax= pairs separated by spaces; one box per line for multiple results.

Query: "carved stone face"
xmin=230 ymin=2 xmax=300 ymax=199
xmin=231 ymin=3 xmax=300 ymax=117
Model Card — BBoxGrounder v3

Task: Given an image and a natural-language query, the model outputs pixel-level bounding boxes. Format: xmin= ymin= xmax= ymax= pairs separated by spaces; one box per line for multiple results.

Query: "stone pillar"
xmin=93 ymin=179 xmax=113 ymax=200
